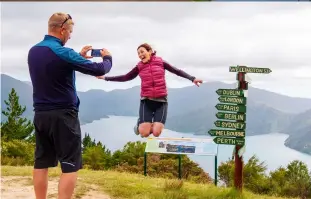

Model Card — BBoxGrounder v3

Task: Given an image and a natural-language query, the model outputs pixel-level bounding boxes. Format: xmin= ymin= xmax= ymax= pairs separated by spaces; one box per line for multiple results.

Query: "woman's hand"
xmin=193 ymin=79 xmax=203 ymax=87
xmin=96 ymin=76 xmax=105 ymax=80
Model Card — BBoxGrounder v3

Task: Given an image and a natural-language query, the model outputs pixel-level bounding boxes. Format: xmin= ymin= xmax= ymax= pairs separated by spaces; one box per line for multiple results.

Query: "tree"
xmin=218 ymin=158 xmax=234 ymax=187
xmin=82 ymin=133 xmax=96 ymax=150
xmin=218 ymin=155 xmax=268 ymax=193
xmin=283 ymin=160 xmax=311 ymax=198
xmin=269 ymin=166 xmax=287 ymax=195
xmin=243 ymin=155 xmax=268 ymax=193
xmin=81 ymin=133 xmax=113 ymax=170
xmin=1 ymin=88 xmax=34 ymax=142
xmin=244 ymin=156 xmax=271 ymax=194
xmin=111 ymin=141 xmax=146 ymax=166
xmin=82 ymin=145 xmax=107 ymax=170
xmin=111 ymin=141 xmax=212 ymax=183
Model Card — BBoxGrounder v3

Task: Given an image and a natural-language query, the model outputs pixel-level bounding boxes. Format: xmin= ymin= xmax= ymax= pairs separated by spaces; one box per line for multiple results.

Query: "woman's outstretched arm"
xmin=163 ymin=61 xmax=203 ymax=86
xmin=101 ymin=66 xmax=139 ymax=82
xmin=163 ymin=61 xmax=195 ymax=81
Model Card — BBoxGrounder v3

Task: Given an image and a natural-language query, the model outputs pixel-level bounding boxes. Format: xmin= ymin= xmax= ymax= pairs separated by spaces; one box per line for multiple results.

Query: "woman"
xmin=97 ymin=43 xmax=202 ymax=137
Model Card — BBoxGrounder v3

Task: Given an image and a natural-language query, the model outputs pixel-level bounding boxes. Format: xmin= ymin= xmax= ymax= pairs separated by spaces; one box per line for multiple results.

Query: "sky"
xmin=1 ymin=2 xmax=311 ymax=98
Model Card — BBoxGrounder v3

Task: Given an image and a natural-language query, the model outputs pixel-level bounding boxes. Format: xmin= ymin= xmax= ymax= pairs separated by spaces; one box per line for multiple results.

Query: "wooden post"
xmin=234 ymin=145 xmax=243 ymax=191
xmin=234 ymin=72 xmax=247 ymax=192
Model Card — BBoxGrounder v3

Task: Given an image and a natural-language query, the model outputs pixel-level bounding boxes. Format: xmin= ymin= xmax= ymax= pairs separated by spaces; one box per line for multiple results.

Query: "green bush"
xmin=113 ymin=146 xmax=212 ymax=183
xmin=218 ymin=155 xmax=311 ymax=199
xmin=1 ymin=139 xmax=35 ymax=166
xmin=82 ymin=145 xmax=112 ymax=170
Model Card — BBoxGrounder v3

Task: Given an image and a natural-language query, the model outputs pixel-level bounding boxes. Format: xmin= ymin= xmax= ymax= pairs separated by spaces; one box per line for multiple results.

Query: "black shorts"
xmin=139 ymin=99 xmax=168 ymax=125
xmin=33 ymin=109 xmax=82 ymax=173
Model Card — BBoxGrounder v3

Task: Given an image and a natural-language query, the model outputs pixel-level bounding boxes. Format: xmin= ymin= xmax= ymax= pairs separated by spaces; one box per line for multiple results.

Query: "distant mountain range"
xmin=1 ymin=73 xmax=311 ymax=155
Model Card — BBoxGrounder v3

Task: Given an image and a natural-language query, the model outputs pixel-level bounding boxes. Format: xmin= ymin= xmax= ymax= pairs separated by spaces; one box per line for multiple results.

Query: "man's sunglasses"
xmin=61 ymin=14 xmax=72 ymax=28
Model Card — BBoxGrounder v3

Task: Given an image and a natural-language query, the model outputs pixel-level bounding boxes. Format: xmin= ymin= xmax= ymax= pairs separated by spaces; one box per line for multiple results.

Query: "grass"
xmin=1 ymin=166 xmax=297 ymax=199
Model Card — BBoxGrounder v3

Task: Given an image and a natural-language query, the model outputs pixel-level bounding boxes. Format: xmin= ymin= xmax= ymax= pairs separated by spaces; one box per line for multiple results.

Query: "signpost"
xmin=216 ymin=89 xmax=244 ymax=97
xmin=216 ymin=112 xmax=246 ymax=121
xmin=229 ymin=66 xmax=272 ymax=74
xmin=213 ymin=137 xmax=245 ymax=146
xmin=218 ymin=96 xmax=247 ymax=105
xmin=208 ymin=129 xmax=245 ymax=138
xmin=215 ymin=104 xmax=247 ymax=113
xmin=214 ymin=120 xmax=246 ymax=130
xmin=208 ymin=65 xmax=272 ymax=192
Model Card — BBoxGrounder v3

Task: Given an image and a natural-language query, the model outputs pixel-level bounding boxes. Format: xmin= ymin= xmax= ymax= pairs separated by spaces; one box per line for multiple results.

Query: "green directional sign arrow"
xmin=213 ymin=137 xmax=245 ymax=146
xmin=216 ymin=112 xmax=246 ymax=121
xmin=208 ymin=129 xmax=245 ymax=138
xmin=215 ymin=103 xmax=246 ymax=113
xmin=216 ymin=89 xmax=244 ymax=97
xmin=229 ymin=66 xmax=272 ymax=74
xmin=214 ymin=120 xmax=246 ymax=130
xmin=218 ymin=96 xmax=247 ymax=105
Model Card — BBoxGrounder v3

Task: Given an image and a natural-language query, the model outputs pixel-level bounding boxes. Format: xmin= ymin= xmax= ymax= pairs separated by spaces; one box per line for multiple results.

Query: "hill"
xmin=165 ymin=102 xmax=293 ymax=136
xmin=1 ymin=74 xmax=109 ymax=124
xmin=284 ymin=109 xmax=311 ymax=155
xmin=1 ymin=166 xmax=297 ymax=199
xmin=1 ymin=73 xmax=311 ymax=154
xmin=1 ymin=74 xmax=34 ymax=120
xmin=2 ymin=73 xmax=311 ymax=121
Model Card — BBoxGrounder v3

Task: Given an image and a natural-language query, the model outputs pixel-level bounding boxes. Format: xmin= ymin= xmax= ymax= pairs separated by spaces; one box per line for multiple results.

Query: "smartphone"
xmin=91 ymin=49 xmax=102 ymax=57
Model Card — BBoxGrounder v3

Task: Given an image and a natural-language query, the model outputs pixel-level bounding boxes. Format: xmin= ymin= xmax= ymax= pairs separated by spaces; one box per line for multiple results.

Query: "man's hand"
xmin=100 ymin=48 xmax=111 ymax=57
xmin=193 ymin=79 xmax=203 ymax=87
xmin=96 ymin=76 xmax=105 ymax=80
xmin=80 ymin=45 xmax=93 ymax=59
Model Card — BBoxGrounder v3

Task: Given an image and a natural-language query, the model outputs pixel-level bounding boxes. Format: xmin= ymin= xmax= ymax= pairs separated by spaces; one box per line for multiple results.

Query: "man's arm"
xmin=58 ymin=47 xmax=112 ymax=76
xmin=105 ymin=66 xmax=139 ymax=82
xmin=163 ymin=61 xmax=195 ymax=82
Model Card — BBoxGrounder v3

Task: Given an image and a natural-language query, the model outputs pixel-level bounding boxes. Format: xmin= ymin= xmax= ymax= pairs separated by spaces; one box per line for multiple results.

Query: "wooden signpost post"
xmin=208 ymin=65 xmax=272 ymax=192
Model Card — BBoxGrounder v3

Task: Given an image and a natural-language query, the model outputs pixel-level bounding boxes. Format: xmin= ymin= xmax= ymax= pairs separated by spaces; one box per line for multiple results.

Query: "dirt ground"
xmin=1 ymin=176 xmax=112 ymax=199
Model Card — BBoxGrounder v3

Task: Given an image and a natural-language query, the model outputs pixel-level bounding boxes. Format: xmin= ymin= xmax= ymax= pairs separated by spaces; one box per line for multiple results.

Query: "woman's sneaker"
xmin=133 ymin=124 xmax=140 ymax=135
xmin=134 ymin=118 xmax=140 ymax=135
xmin=133 ymin=118 xmax=153 ymax=138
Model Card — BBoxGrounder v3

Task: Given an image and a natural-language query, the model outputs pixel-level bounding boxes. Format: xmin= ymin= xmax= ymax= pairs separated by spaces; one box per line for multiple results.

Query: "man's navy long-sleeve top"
xmin=28 ymin=35 xmax=112 ymax=112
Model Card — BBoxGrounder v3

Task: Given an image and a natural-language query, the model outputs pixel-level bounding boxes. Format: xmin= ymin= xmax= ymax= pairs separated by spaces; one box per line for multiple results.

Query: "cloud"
xmin=1 ymin=2 xmax=195 ymax=22
xmin=1 ymin=2 xmax=311 ymax=98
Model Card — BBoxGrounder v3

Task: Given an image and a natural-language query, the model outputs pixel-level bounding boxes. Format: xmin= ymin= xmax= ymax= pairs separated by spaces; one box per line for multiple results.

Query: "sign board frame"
xmin=144 ymin=137 xmax=219 ymax=186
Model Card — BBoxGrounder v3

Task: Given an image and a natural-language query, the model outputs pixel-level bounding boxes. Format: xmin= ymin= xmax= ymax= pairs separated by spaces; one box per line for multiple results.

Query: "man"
xmin=27 ymin=12 xmax=112 ymax=199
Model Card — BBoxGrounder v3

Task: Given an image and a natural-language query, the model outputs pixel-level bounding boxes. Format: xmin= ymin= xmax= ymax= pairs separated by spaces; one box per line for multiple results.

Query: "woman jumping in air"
xmin=96 ymin=43 xmax=203 ymax=138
